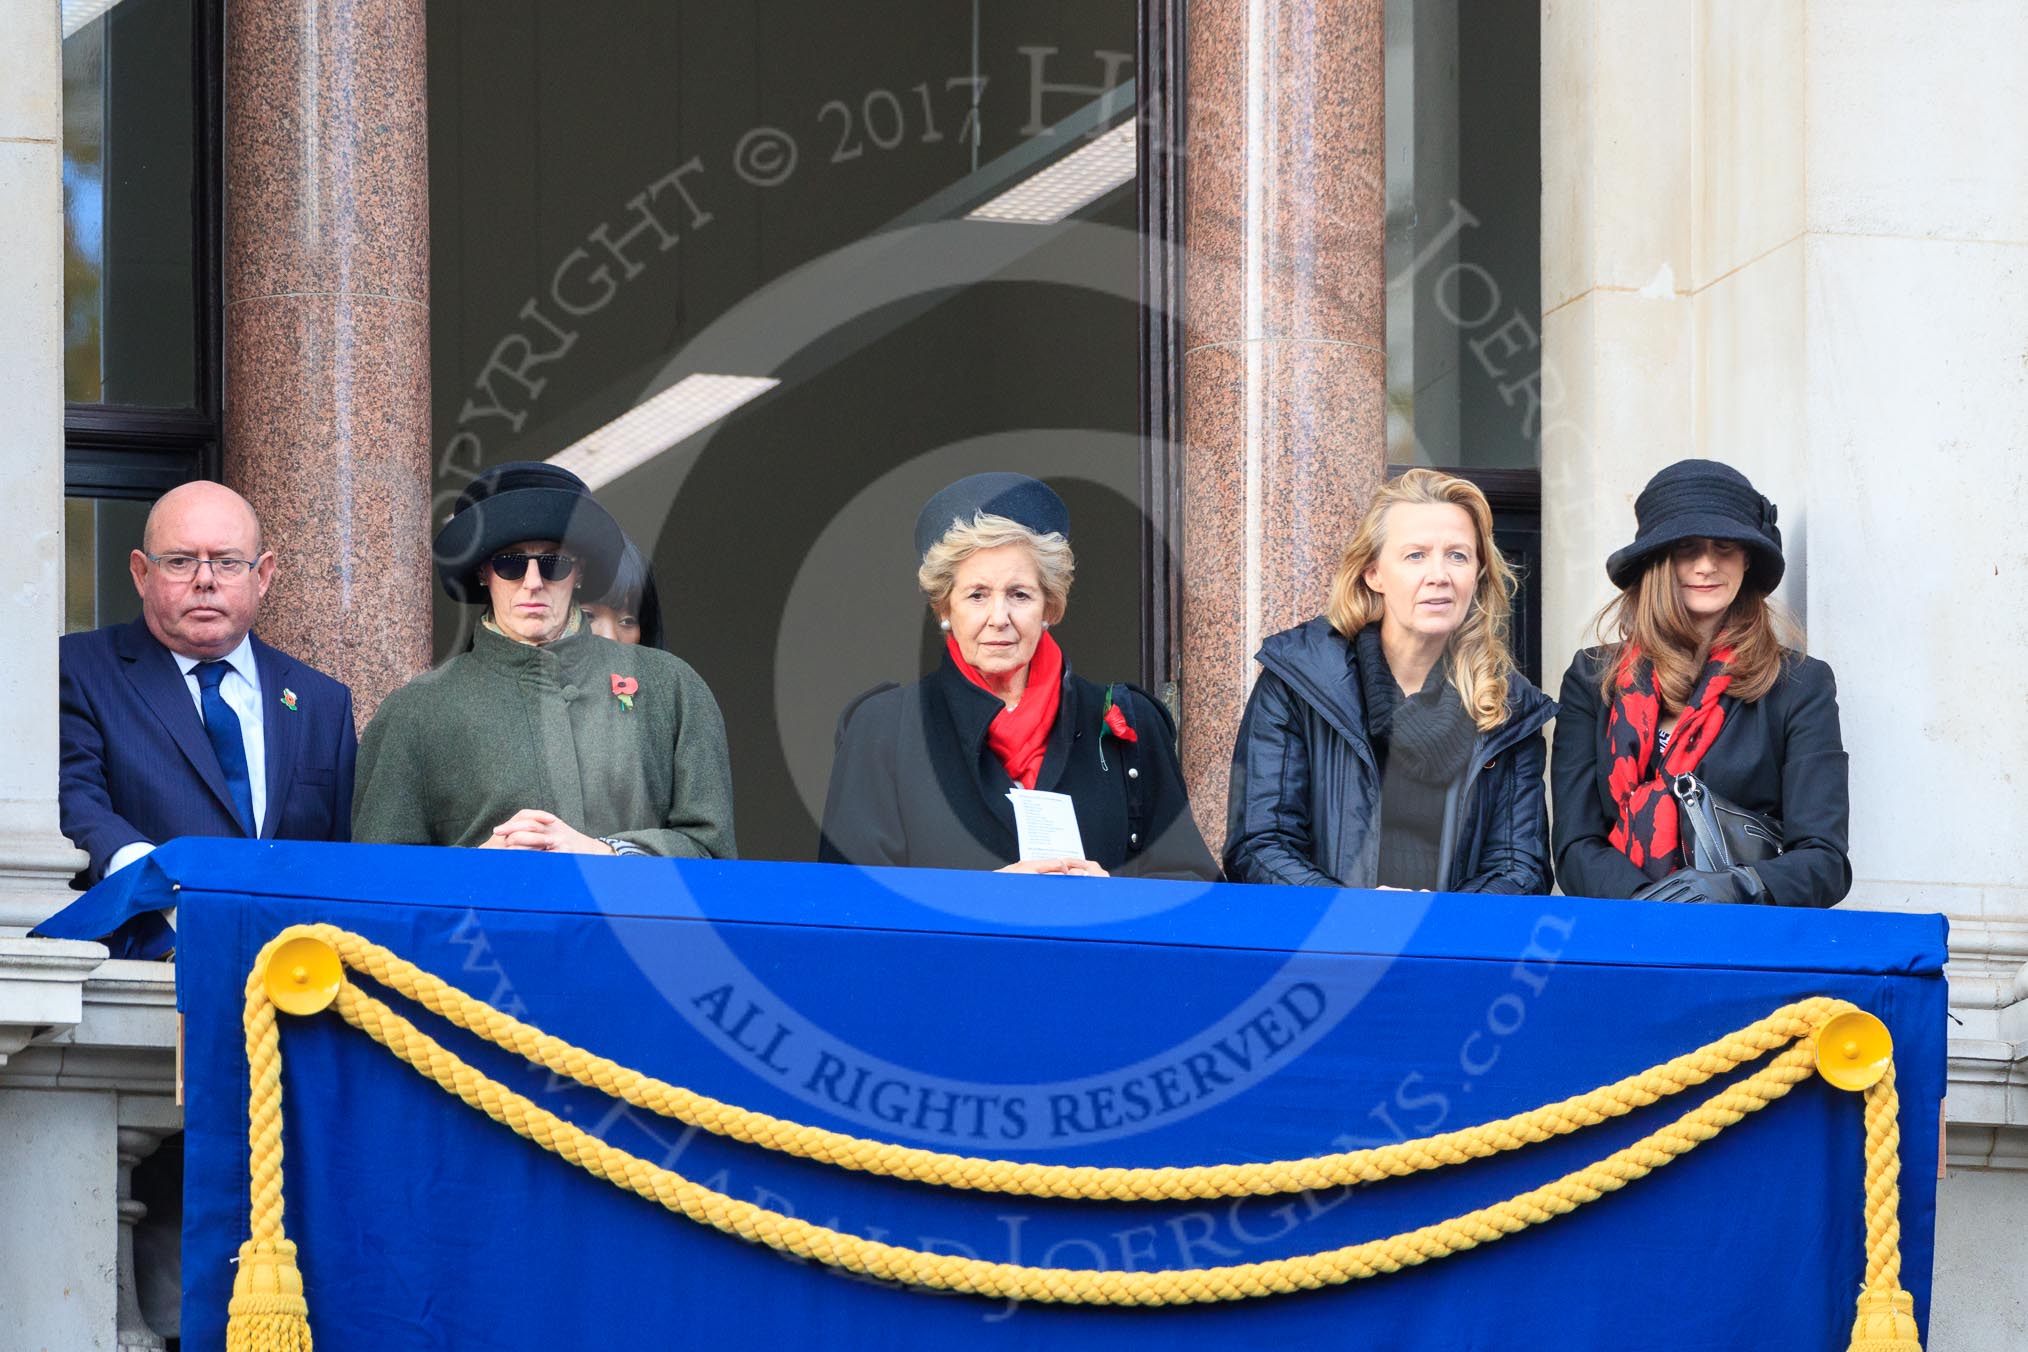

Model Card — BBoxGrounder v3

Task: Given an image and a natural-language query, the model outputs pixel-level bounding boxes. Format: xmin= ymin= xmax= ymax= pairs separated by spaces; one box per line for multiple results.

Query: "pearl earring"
xmin=939 ymin=619 xmax=951 ymax=631
xmin=1041 ymin=620 xmax=1050 ymax=630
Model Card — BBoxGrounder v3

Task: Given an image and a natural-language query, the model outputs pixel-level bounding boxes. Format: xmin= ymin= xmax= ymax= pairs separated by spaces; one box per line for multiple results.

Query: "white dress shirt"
xmin=106 ymin=634 xmax=268 ymax=881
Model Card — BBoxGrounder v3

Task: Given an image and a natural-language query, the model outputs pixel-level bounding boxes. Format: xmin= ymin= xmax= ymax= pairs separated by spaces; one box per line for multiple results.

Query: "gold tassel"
xmin=226 ymin=1238 xmax=313 ymax=1351
xmin=1848 ymin=1286 xmax=1921 ymax=1352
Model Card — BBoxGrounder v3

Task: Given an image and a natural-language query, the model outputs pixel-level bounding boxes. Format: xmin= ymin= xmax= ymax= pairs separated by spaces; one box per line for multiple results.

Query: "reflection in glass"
xmin=64 ymin=497 xmax=149 ymax=634
xmin=62 ymin=19 xmax=106 ymax=403
xmin=426 ymin=2 xmax=1143 ymax=860
xmin=1384 ymin=0 xmax=1541 ymax=469
xmin=61 ymin=0 xmax=200 ymax=408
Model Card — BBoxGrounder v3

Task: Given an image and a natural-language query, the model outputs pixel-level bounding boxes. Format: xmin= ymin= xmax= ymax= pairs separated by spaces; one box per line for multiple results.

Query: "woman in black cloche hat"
xmin=1550 ymin=460 xmax=1849 ymax=906
xmin=818 ymin=472 xmax=1217 ymax=879
xmin=352 ymin=462 xmax=735 ymax=859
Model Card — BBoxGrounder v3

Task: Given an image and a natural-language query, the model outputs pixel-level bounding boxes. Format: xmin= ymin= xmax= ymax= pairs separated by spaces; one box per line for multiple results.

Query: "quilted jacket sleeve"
xmin=1223 ymin=671 xmax=1341 ymax=887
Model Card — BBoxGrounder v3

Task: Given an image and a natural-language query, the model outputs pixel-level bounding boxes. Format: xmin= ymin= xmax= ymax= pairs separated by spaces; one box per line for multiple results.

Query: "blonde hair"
xmin=917 ymin=513 xmax=1075 ymax=623
xmin=1325 ymin=469 xmax=1521 ymax=732
xmin=1593 ymin=551 xmax=1795 ymax=707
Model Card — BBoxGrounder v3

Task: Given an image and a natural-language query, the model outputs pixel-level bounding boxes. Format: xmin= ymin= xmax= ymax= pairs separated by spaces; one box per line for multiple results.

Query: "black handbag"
xmin=1669 ymin=772 xmax=1784 ymax=872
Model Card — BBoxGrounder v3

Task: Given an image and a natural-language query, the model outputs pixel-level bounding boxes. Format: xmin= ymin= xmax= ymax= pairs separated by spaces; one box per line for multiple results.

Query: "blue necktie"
xmin=195 ymin=661 xmax=256 ymax=835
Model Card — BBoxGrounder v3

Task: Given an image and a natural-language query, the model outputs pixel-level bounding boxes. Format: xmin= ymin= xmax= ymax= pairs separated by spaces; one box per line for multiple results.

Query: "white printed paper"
xmin=1006 ymin=788 xmax=1086 ymax=862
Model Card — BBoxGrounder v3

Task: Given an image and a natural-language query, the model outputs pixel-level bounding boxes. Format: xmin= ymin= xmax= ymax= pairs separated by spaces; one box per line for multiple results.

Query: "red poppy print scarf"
xmin=947 ymin=629 xmax=1064 ymax=790
xmin=1607 ymin=644 xmax=1734 ymax=878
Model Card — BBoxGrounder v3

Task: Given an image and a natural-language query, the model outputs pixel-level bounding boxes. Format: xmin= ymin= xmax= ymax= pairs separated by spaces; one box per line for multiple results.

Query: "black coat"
xmin=818 ymin=651 xmax=1219 ymax=880
xmin=1550 ymin=647 xmax=1851 ymax=907
xmin=1223 ymin=617 xmax=1557 ymax=892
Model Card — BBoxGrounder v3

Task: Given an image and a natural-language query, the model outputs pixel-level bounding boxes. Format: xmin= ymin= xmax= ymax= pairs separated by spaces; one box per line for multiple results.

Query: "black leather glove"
xmin=1634 ymin=866 xmax=1768 ymax=905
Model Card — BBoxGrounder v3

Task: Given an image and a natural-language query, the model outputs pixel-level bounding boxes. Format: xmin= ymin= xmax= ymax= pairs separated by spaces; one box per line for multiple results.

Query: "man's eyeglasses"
xmin=488 ymin=552 xmax=579 ymax=583
xmin=145 ymin=554 xmax=258 ymax=581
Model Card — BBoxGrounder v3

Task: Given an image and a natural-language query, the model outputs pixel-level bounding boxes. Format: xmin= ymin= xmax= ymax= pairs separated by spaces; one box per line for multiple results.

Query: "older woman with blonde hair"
xmin=819 ymin=473 xmax=1217 ymax=880
xmin=1225 ymin=469 xmax=1555 ymax=891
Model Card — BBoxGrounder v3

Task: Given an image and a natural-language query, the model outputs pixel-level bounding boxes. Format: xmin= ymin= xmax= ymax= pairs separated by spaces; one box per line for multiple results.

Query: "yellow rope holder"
xmin=227 ymin=924 xmax=1923 ymax=1351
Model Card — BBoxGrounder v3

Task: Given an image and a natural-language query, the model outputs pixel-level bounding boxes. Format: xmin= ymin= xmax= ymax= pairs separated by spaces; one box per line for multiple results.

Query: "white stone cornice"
xmin=1945 ymin=966 xmax=2028 ymax=1158
xmin=0 ymin=947 xmax=178 ymax=1092
xmin=1944 ymin=918 xmax=2028 ymax=983
xmin=1869 ymin=918 xmax=2028 ymax=1149
xmin=60 ymin=959 xmax=180 ymax=1049
xmin=0 ymin=935 xmax=108 ymax=1067
xmin=1944 ymin=1124 xmax=2028 ymax=1172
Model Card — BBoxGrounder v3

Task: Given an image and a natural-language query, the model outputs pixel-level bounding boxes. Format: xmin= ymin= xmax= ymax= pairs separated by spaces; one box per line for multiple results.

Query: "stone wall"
xmin=1540 ymin=4 xmax=2028 ymax=1346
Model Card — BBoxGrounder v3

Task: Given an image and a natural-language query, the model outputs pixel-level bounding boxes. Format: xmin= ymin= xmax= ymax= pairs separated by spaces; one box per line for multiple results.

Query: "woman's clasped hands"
xmin=479 ymin=808 xmax=614 ymax=855
xmin=996 ymin=857 xmax=1111 ymax=877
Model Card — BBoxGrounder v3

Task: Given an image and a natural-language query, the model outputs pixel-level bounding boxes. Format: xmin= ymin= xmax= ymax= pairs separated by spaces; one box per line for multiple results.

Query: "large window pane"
xmin=63 ymin=496 xmax=149 ymax=634
xmin=62 ymin=0 xmax=201 ymax=409
xmin=428 ymin=2 xmax=1144 ymax=861
xmin=1385 ymin=0 xmax=1541 ymax=469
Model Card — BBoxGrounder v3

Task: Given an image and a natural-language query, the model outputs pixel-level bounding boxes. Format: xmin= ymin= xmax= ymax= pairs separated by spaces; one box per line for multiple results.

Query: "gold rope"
xmin=1849 ymin=1064 xmax=1922 ymax=1351
xmin=226 ymin=951 xmax=312 ymax=1350
xmin=229 ymin=924 xmax=1924 ymax=1347
xmin=315 ymin=923 xmax=1838 ymax=1199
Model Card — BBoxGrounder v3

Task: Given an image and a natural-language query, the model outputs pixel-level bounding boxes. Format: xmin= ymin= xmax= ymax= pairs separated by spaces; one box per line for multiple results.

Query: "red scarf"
xmin=1606 ymin=644 xmax=1735 ymax=879
xmin=947 ymin=630 xmax=1063 ymax=790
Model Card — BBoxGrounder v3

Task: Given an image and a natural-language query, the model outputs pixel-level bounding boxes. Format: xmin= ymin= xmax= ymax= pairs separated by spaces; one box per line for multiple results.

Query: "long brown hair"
xmin=1593 ymin=552 xmax=1795 ymax=707
xmin=1326 ymin=469 xmax=1520 ymax=732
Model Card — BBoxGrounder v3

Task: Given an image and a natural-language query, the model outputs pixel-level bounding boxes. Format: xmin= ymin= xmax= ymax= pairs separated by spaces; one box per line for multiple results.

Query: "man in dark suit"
xmin=53 ymin=479 xmax=358 ymax=1344
xmin=58 ymin=480 xmax=357 ymax=891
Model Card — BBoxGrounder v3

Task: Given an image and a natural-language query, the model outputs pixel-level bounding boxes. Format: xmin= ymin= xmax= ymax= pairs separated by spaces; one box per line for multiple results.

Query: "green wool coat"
xmin=353 ymin=619 xmax=737 ymax=857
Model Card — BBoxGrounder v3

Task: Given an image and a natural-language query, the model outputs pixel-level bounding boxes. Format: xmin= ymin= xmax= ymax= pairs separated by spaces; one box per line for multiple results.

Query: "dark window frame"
xmin=1136 ymin=0 xmax=1184 ymax=694
xmin=62 ymin=0 xmax=224 ymax=502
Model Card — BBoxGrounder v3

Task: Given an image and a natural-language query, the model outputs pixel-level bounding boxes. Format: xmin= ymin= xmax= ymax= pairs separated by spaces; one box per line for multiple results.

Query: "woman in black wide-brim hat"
xmin=353 ymin=462 xmax=735 ymax=858
xmin=818 ymin=472 xmax=1217 ymax=879
xmin=1550 ymin=459 xmax=1849 ymax=906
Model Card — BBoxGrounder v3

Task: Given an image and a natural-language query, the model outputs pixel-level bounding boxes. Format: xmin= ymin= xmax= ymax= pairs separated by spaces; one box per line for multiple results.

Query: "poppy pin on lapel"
xmin=281 ymin=689 xmax=298 ymax=711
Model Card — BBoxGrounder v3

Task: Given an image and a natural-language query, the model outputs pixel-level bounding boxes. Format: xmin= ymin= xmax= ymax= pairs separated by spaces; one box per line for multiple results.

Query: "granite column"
xmin=223 ymin=0 xmax=433 ymax=723
xmin=1177 ymin=0 xmax=1389 ymax=845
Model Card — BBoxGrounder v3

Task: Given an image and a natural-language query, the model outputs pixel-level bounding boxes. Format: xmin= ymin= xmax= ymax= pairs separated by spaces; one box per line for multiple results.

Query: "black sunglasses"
xmin=488 ymin=552 xmax=579 ymax=582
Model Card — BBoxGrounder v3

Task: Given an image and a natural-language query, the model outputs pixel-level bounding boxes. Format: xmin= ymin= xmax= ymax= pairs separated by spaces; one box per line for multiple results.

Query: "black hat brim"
xmin=434 ymin=486 xmax=626 ymax=603
xmin=1606 ymin=512 xmax=1784 ymax=593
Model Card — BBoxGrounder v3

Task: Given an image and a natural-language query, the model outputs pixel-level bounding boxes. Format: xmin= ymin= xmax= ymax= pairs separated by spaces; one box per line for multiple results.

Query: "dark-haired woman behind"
xmin=583 ymin=537 xmax=666 ymax=650
xmin=1550 ymin=459 xmax=1849 ymax=906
